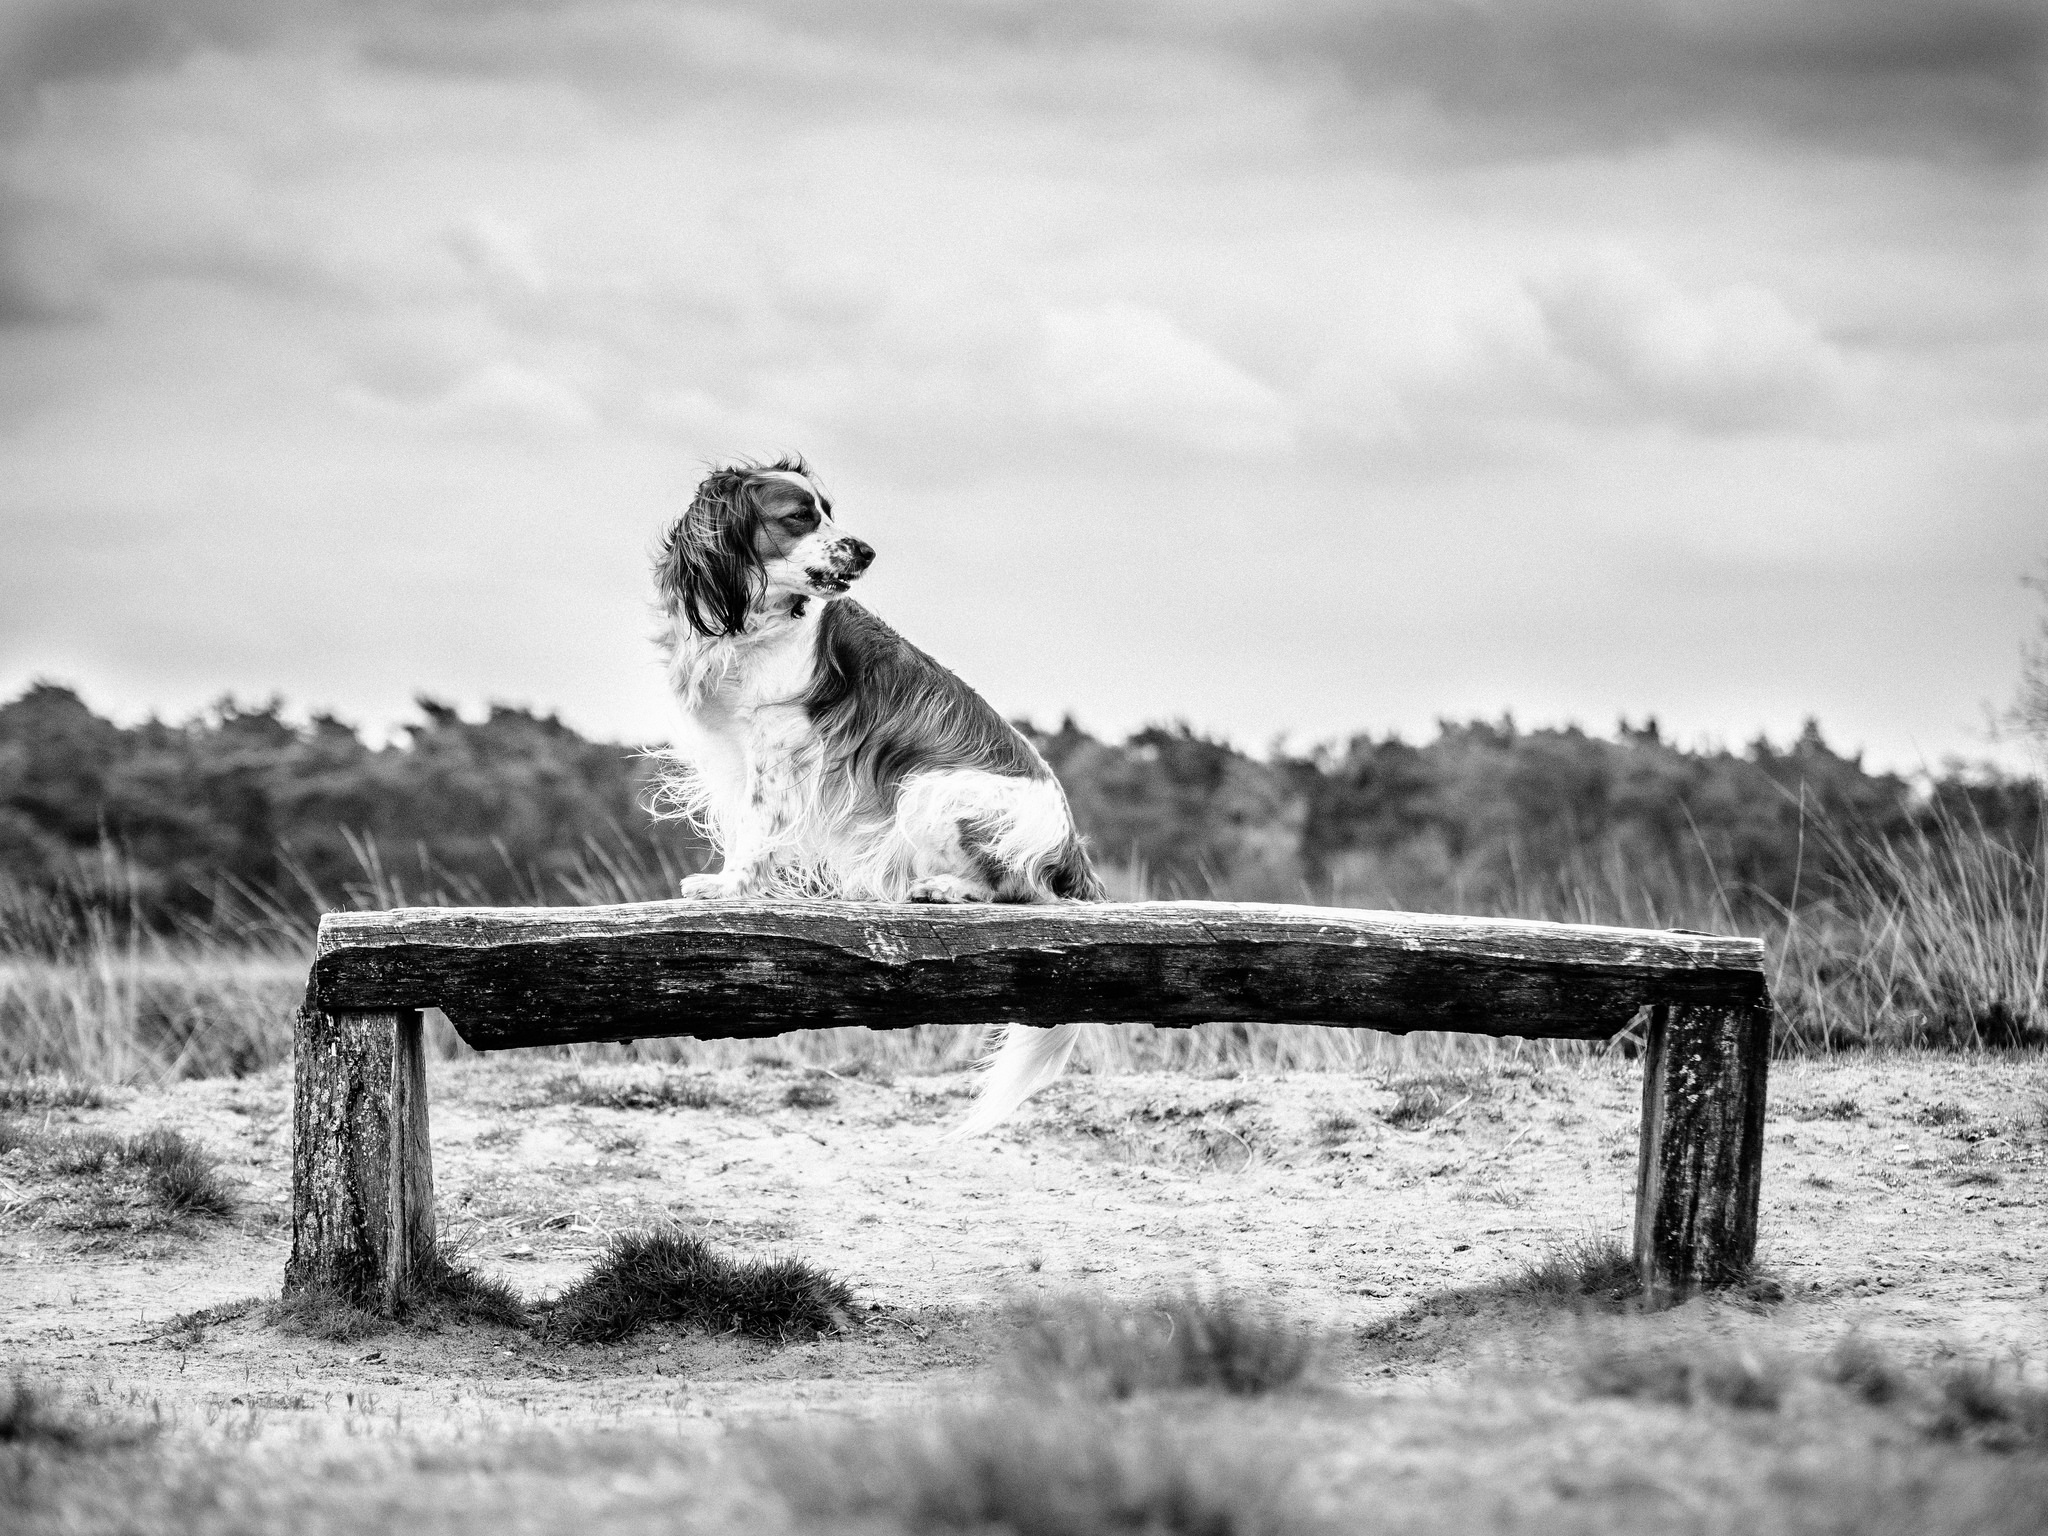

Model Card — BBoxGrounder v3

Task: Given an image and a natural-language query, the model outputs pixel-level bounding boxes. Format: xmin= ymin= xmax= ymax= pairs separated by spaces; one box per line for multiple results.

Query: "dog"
xmin=653 ymin=456 xmax=1103 ymax=1135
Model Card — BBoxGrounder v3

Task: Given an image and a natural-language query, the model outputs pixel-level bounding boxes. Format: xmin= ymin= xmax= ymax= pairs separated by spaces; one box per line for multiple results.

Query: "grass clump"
xmin=1504 ymin=1233 xmax=1641 ymax=1308
xmin=0 ymin=1076 xmax=111 ymax=1112
xmin=1825 ymin=1334 xmax=1912 ymax=1406
xmin=398 ymin=1256 xmax=527 ymax=1329
xmin=270 ymin=1284 xmax=390 ymax=1343
xmin=1502 ymin=1232 xmax=1781 ymax=1313
xmin=1823 ymin=1337 xmax=2048 ymax=1452
xmin=781 ymin=1079 xmax=837 ymax=1110
xmin=1 ymin=1380 xmax=97 ymax=1450
xmin=4 ymin=1120 xmax=237 ymax=1225
xmin=545 ymin=1228 xmax=854 ymax=1345
xmin=0 ymin=1379 xmax=158 ymax=1453
xmin=124 ymin=1127 xmax=237 ymax=1217
xmin=1578 ymin=1340 xmax=1788 ymax=1411
xmin=268 ymin=1256 xmax=523 ymax=1341
xmin=1927 ymin=1362 xmax=2048 ymax=1452
xmin=159 ymin=1298 xmax=263 ymax=1349
xmin=758 ymin=1404 xmax=1302 ymax=1536
xmin=538 ymin=1072 xmax=727 ymax=1111
xmin=1790 ymin=1096 xmax=1860 ymax=1121
xmin=1012 ymin=1295 xmax=1317 ymax=1400
xmin=1381 ymin=1071 xmax=1483 ymax=1129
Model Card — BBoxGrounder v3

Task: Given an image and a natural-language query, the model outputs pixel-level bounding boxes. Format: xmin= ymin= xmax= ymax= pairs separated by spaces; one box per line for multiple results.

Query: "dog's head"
xmin=657 ymin=457 xmax=874 ymax=637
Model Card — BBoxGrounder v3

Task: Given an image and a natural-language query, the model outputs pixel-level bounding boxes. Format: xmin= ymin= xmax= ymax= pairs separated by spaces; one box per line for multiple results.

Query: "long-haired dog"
xmin=653 ymin=456 xmax=1103 ymax=1135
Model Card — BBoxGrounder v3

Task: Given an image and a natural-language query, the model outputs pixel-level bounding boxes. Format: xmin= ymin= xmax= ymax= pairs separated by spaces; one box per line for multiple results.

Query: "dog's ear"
xmin=660 ymin=469 xmax=763 ymax=637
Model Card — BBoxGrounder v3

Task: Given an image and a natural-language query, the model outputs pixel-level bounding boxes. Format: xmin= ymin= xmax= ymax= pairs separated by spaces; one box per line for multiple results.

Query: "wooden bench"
xmin=287 ymin=900 xmax=1771 ymax=1314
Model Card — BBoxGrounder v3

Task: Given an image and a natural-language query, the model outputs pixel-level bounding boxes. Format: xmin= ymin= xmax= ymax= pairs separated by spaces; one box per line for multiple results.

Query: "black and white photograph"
xmin=2 ymin=2 xmax=2044 ymax=1530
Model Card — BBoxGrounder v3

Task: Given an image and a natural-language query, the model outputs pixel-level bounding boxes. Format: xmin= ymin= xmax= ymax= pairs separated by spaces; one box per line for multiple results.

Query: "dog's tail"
xmin=944 ymin=1023 xmax=1082 ymax=1140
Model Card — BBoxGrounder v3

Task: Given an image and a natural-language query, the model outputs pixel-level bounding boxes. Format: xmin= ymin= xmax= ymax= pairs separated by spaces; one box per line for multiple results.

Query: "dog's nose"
xmin=842 ymin=539 xmax=875 ymax=572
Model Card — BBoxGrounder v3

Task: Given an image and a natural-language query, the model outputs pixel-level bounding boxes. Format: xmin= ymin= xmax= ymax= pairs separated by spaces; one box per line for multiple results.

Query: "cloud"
xmin=1039 ymin=304 xmax=1294 ymax=454
xmin=0 ymin=196 xmax=99 ymax=322
xmin=1523 ymin=251 xmax=1852 ymax=433
xmin=6 ymin=2 xmax=2037 ymax=166
xmin=444 ymin=211 xmax=550 ymax=296
xmin=1261 ymin=0 xmax=2047 ymax=165
xmin=0 ymin=0 xmax=274 ymax=109
xmin=1294 ymin=251 xmax=1856 ymax=443
xmin=340 ymin=360 xmax=597 ymax=432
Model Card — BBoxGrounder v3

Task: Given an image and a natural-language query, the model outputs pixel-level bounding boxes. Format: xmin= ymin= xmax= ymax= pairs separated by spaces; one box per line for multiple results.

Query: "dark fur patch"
xmin=657 ymin=457 xmax=813 ymax=638
xmin=956 ymin=815 xmax=1012 ymax=891
xmin=803 ymin=600 xmax=1051 ymax=814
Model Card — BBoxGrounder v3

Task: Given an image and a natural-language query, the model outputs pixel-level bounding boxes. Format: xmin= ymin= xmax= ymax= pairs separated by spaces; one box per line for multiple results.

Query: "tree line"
xmin=1 ymin=681 xmax=2037 ymax=935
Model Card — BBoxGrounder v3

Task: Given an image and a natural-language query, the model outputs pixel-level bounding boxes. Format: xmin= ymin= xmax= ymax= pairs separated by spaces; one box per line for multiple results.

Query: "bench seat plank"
xmin=312 ymin=899 xmax=1766 ymax=1049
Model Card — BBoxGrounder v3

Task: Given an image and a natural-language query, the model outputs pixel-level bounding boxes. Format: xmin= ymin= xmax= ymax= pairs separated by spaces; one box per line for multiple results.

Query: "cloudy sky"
xmin=2 ymin=0 xmax=2043 ymax=771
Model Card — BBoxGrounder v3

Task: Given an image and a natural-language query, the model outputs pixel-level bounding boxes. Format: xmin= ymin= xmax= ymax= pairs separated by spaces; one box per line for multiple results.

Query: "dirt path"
xmin=3 ymin=1050 xmax=2043 ymax=1449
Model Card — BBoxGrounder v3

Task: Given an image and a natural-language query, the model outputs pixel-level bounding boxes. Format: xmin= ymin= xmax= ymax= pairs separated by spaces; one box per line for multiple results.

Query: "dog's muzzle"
xmin=806 ymin=538 xmax=875 ymax=593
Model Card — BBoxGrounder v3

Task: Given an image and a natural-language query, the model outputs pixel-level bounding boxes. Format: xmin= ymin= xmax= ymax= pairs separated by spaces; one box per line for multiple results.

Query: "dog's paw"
xmin=677 ymin=872 xmax=756 ymax=901
xmin=906 ymin=876 xmax=992 ymax=904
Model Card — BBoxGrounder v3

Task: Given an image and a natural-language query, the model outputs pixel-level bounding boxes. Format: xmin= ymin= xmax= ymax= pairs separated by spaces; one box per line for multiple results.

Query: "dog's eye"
xmin=781 ymin=511 xmax=819 ymax=533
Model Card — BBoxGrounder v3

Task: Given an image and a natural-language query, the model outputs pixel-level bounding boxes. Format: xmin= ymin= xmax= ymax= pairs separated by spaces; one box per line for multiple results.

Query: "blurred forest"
xmin=2 ymin=680 xmax=2037 ymax=937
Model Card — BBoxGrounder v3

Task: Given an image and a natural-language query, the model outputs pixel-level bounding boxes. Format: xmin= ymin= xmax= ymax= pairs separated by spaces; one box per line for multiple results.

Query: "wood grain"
xmin=287 ymin=1007 xmax=405 ymax=1301
xmin=309 ymin=898 xmax=1768 ymax=1050
xmin=1634 ymin=1002 xmax=1772 ymax=1297
xmin=384 ymin=1009 xmax=437 ymax=1312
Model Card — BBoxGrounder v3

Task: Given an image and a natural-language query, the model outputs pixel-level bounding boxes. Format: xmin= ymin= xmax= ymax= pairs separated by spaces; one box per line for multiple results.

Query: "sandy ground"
xmin=4 ymin=1047 xmax=2043 ymax=1459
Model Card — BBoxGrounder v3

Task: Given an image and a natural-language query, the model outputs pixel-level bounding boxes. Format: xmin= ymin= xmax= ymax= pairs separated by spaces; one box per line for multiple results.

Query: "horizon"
xmin=9 ymin=669 xmax=2039 ymax=782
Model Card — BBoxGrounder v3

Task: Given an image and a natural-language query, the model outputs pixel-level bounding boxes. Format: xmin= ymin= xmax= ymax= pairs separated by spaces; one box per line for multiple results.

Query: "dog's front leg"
xmin=676 ymin=737 xmax=799 ymax=900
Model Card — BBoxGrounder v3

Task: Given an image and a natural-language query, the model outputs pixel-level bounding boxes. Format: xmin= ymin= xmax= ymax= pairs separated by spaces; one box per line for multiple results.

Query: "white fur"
xmin=657 ymin=612 xmax=1081 ymax=904
xmin=655 ymin=462 xmax=1099 ymax=1133
xmin=943 ymin=1023 xmax=1082 ymax=1141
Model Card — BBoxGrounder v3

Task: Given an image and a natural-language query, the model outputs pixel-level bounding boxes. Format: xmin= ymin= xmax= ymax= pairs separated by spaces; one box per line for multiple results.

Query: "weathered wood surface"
xmin=1634 ymin=1002 xmax=1771 ymax=1297
xmin=310 ymin=899 xmax=1767 ymax=1050
xmin=384 ymin=1010 xmax=437 ymax=1312
xmin=286 ymin=1007 xmax=437 ymax=1307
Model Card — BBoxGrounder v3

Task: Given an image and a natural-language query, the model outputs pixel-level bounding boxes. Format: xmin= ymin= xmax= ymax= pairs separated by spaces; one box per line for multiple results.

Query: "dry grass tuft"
xmin=544 ymin=1228 xmax=854 ymax=1345
xmin=780 ymin=1079 xmax=837 ymax=1110
xmin=0 ymin=941 xmax=306 ymax=1083
xmin=1577 ymin=1338 xmax=1789 ymax=1411
xmin=0 ymin=1076 xmax=112 ymax=1111
xmin=159 ymin=1298 xmax=263 ymax=1350
xmin=1503 ymin=1232 xmax=1642 ymax=1307
xmin=397 ymin=1257 xmax=528 ymax=1330
xmin=757 ymin=1404 xmax=1303 ymax=1536
xmin=1380 ymin=1070 xmax=1489 ymax=1129
xmin=1824 ymin=1334 xmax=1913 ymax=1406
xmin=124 ymin=1127 xmax=238 ymax=1217
xmin=0 ymin=1379 xmax=158 ymax=1454
xmin=1772 ymin=809 xmax=2048 ymax=1052
xmin=1822 ymin=1337 xmax=2048 ymax=1452
xmin=0 ymin=1119 xmax=237 ymax=1226
xmin=534 ymin=1070 xmax=731 ymax=1111
xmin=1927 ymin=1362 xmax=2048 ymax=1452
xmin=269 ymin=1257 xmax=523 ymax=1339
xmin=268 ymin=1285 xmax=390 ymax=1344
xmin=1010 ymin=1295 xmax=1318 ymax=1400
xmin=1790 ymin=1096 xmax=1861 ymax=1121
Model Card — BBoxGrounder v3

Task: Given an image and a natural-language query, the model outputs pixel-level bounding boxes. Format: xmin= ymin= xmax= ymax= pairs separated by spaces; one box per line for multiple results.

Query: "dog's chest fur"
xmin=661 ymin=604 xmax=834 ymax=840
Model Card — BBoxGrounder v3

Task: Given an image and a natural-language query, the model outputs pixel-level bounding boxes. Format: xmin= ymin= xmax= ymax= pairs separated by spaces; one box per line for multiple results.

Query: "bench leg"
xmin=287 ymin=1007 xmax=438 ymax=1314
xmin=1632 ymin=1001 xmax=1770 ymax=1300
